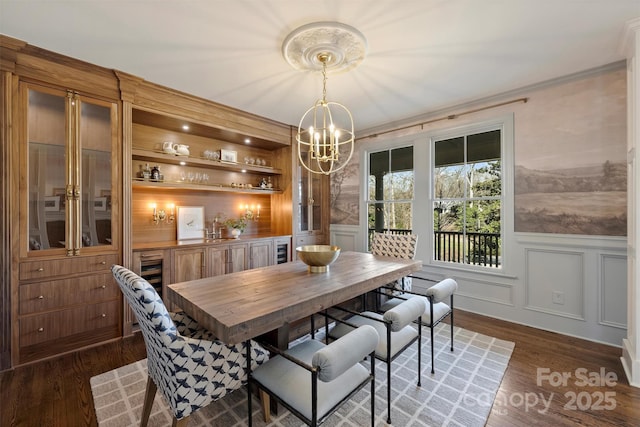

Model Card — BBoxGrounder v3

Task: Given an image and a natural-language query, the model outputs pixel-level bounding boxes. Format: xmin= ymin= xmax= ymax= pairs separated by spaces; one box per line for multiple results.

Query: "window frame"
xmin=359 ymin=114 xmax=514 ymax=276
xmin=426 ymin=115 xmax=514 ymax=273
xmin=366 ymin=145 xmax=415 ymax=248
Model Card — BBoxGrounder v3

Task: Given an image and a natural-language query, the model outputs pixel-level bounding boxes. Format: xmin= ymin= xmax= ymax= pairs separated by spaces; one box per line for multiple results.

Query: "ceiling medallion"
xmin=282 ymin=21 xmax=368 ymax=73
xmin=283 ymin=22 xmax=366 ymax=175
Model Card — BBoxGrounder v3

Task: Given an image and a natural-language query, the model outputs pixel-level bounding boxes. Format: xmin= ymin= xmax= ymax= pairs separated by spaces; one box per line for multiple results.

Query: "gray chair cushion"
xmin=380 ymin=294 xmax=451 ymax=326
xmin=426 ymin=278 xmax=458 ymax=303
xmin=383 ymin=296 xmax=426 ymax=331
xmin=330 ymin=311 xmax=419 ymax=360
xmin=252 ymin=327 xmax=376 ymax=421
xmin=312 ymin=324 xmax=378 ymax=382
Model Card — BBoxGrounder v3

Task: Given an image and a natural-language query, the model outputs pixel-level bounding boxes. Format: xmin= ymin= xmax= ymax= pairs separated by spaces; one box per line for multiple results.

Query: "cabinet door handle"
xmin=37 ymin=327 xmax=44 ymax=332
xmin=37 ymin=267 xmax=44 ymax=272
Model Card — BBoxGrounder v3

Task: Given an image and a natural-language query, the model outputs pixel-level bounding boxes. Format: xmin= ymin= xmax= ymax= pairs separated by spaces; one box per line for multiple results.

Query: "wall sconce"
xmin=152 ymin=203 xmax=175 ymax=225
xmin=240 ymin=203 xmax=260 ymax=221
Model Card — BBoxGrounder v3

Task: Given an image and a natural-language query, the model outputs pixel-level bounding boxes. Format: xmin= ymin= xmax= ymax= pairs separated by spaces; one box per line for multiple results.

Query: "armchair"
xmin=248 ymin=324 xmax=379 ymax=427
xmin=111 ymin=265 xmax=269 ymax=427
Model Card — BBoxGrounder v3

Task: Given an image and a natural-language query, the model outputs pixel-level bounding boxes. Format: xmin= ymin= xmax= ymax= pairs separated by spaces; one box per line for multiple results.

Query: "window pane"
xmin=434 ymin=164 xmax=467 ymax=198
xmin=433 ymin=201 xmax=464 ymax=264
xmin=391 ymin=146 xmax=413 ymax=172
xmin=383 ymin=170 xmax=414 ymax=200
xmin=368 ymin=202 xmax=413 ymax=232
xmin=467 ymin=130 xmax=500 ymax=162
xmin=432 ymin=127 xmax=502 ymax=269
xmin=470 ymin=160 xmax=501 ymax=197
xmin=435 ymin=136 xmax=464 ymax=167
xmin=465 ymin=200 xmax=501 ymax=267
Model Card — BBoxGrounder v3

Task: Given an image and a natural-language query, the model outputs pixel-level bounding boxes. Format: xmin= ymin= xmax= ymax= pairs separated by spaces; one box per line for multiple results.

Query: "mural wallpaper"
xmin=330 ymin=160 xmax=359 ymax=225
xmin=513 ymin=68 xmax=627 ymax=235
xmin=329 ymin=67 xmax=627 ymax=237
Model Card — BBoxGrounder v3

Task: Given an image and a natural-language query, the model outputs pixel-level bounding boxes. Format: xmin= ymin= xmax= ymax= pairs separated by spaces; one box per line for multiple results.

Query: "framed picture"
xmin=44 ymin=196 xmax=59 ymax=212
xmin=53 ymin=188 xmax=66 ymax=208
xmin=94 ymin=197 xmax=107 ymax=211
xmin=177 ymin=206 xmax=205 ymax=240
xmin=220 ymin=149 xmax=237 ymax=163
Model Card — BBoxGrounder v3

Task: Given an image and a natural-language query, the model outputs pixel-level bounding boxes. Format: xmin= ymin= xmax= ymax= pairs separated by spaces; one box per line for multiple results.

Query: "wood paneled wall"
xmin=131 ymin=189 xmax=272 ymax=243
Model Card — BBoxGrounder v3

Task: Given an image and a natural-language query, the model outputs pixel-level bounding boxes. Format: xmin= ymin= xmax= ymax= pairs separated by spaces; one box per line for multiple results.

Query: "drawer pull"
xmin=101 ymin=285 xmax=106 ymax=289
xmin=38 ymin=295 xmax=44 ymax=299
xmin=37 ymin=267 xmax=44 ymax=272
xmin=100 ymin=261 xmax=107 ymax=265
xmin=37 ymin=327 xmax=44 ymax=332
xmin=101 ymin=313 xmax=107 ymax=318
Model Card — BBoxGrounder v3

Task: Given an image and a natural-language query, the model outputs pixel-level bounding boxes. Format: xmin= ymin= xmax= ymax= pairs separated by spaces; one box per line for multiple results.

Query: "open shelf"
xmin=132 ymin=179 xmax=282 ymax=194
xmin=132 ymin=148 xmax=282 ymax=175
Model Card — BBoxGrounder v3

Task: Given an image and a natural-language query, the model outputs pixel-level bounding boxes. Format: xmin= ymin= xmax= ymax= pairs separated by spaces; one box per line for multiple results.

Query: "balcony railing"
xmin=434 ymin=230 xmax=501 ymax=267
xmin=369 ymin=228 xmax=501 ymax=268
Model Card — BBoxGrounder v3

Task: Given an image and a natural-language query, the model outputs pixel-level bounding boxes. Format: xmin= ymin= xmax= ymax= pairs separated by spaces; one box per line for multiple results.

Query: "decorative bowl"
xmin=296 ymin=245 xmax=341 ymax=273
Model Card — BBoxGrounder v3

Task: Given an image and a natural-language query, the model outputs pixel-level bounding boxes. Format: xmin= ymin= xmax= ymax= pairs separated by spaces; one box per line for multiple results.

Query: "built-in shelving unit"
xmin=132 ymin=148 xmax=283 ymax=175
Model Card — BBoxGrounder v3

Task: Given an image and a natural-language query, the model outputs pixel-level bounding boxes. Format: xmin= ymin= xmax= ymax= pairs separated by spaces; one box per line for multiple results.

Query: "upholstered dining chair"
xmin=248 ymin=324 xmax=379 ymax=427
xmin=328 ymin=297 xmax=426 ymax=424
xmin=380 ymin=278 xmax=458 ymax=374
xmin=370 ymin=231 xmax=419 ymax=294
xmin=111 ymin=265 xmax=269 ymax=427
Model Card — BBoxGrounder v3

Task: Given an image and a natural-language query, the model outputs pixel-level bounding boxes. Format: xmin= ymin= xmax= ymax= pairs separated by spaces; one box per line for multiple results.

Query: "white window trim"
xmin=360 ymin=113 xmax=514 ymax=277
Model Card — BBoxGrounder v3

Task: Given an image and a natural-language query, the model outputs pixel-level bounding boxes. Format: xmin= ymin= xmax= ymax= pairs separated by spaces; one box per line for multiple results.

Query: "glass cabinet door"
xmin=26 ymin=87 xmax=67 ymax=252
xmin=297 ymin=152 xmax=324 ymax=234
xmin=79 ymin=98 xmax=115 ymax=249
xmin=24 ymin=83 xmax=117 ymax=255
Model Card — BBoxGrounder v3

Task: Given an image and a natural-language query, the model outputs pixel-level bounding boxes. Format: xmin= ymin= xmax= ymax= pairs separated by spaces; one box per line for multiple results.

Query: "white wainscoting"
xmin=331 ymin=224 xmax=628 ymax=346
xmin=524 ymin=248 xmax=585 ymax=320
xmin=599 ymin=253 xmax=628 ymax=329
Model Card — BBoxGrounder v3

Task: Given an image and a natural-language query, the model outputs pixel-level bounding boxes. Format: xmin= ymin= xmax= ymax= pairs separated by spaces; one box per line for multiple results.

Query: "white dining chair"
xmin=328 ymin=296 xmax=426 ymax=424
xmin=248 ymin=324 xmax=379 ymax=427
xmin=380 ymin=277 xmax=458 ymax=374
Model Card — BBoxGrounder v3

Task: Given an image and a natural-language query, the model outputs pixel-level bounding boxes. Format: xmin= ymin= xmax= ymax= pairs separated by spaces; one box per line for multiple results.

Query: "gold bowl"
xmin=296 ymin=245 xmax=341 ymax=273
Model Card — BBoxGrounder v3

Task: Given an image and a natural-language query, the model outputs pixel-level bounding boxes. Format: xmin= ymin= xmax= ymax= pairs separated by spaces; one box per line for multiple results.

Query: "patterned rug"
xmin=90 ymin=324 xmax=514 ymax=426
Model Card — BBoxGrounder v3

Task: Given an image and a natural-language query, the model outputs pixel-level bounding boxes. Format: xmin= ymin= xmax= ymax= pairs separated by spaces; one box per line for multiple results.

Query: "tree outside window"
xmin=433 ymin=130 xmax=502 ymax=268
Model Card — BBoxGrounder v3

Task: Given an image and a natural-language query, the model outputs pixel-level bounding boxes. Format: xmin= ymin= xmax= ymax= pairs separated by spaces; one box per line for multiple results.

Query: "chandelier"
xmin=282 ymin=22 xmax=367 ymax=175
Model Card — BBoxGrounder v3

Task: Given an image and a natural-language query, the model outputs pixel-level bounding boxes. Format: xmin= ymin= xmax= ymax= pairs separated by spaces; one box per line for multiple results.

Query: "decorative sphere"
xmin=296 ymin=245 xmax=341 ymax=272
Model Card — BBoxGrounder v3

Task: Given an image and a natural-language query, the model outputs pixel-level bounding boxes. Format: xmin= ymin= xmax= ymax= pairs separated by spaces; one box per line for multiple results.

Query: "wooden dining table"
xmin=166 ymin=250 xmax=422 ymax=346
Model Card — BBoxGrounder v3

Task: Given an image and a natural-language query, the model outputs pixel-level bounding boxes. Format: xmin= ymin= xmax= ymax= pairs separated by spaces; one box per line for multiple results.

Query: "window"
xmin=433 ymin=129 xmax=502 ymax=268
xmin=367 ymin=146 xmax=414 ymax=248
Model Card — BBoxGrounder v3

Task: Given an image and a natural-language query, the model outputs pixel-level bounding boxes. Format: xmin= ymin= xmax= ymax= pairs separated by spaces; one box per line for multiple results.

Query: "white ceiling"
xmin=1 ymin=1 xmax=638 ymax=134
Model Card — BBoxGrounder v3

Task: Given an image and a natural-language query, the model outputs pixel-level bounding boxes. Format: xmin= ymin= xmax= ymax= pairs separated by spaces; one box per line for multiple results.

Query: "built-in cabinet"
xmin=1 ymin=35 xmax=324 ymax=370
xmin=294 ymin=152 xmax=330 ymax=252
xmin=10 ymin=75 xmax=122 ymax=366
xmin=22 ymin=83 xmax=118 ymax=256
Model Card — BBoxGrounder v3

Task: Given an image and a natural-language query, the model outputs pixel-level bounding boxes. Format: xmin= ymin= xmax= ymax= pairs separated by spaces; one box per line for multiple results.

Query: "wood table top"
xmin=166 ymin=251 xmax=422 ymax=344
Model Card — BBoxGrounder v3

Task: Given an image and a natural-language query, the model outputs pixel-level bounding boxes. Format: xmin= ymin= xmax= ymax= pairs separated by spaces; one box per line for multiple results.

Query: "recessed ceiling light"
xmin=244 ymin=138 xmax=251 ymax=144
xmin=241 ymin=169 xmax=247 ymax=173
xmin=182 ymin=124 xmax=190 ymax=131
xmin=179 ymin=161 xmax=186 ymax=166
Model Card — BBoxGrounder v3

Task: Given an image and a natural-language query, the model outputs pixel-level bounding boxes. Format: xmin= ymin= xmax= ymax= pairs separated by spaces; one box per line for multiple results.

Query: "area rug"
xmin=91 ymin=324 xmax=514 ymax=426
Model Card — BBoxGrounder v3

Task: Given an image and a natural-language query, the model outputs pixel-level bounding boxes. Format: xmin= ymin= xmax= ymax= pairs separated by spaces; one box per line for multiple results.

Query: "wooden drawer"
xmin=19 ymin=273 xmax=119 ymax=315
xmin=19 ymin=300 xmax=120 ymax=347
xmin=20 ymin=254 xmax=118 ymax=281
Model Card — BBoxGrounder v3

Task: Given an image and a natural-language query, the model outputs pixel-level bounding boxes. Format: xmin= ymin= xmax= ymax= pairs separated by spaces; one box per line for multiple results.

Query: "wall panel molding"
xmin=525 ymin=248 xmax=585 ymax=320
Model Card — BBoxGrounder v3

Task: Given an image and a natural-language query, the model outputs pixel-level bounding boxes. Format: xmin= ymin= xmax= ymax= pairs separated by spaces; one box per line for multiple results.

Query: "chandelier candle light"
xmin=283 ymin=22 xmax=367 ymax=175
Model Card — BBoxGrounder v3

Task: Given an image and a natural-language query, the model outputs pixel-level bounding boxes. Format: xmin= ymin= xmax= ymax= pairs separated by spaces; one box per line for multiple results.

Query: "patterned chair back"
xmin=111 ymin=265 xmax=268 ymax=420
xmin=370 ymin=232 xmax=418 ymax=291
xmin=370 ymin=232 xmax=418 ymax=259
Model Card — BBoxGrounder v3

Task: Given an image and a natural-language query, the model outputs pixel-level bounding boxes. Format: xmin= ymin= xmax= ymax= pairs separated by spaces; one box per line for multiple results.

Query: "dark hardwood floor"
xmin=1 ymin=310 xmax=638 ymax=426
